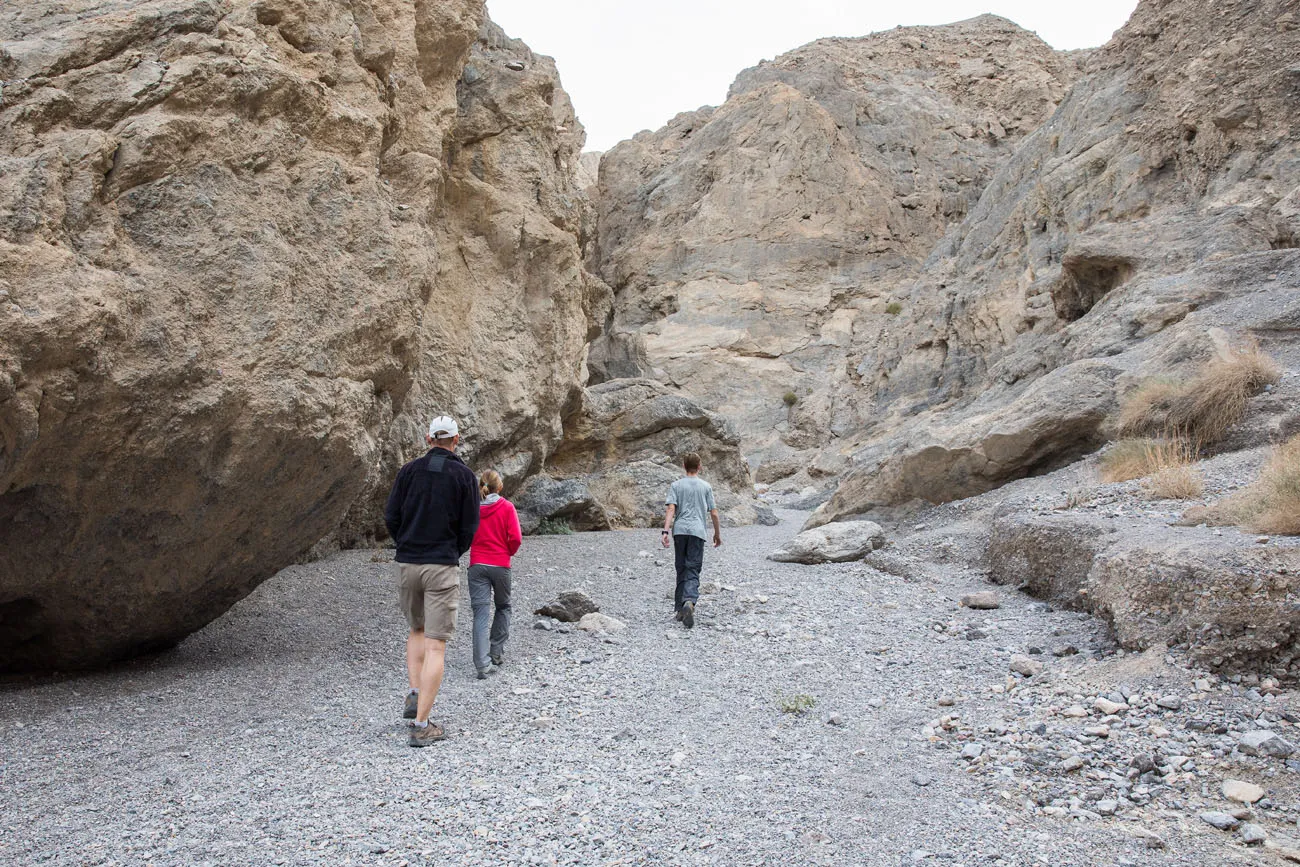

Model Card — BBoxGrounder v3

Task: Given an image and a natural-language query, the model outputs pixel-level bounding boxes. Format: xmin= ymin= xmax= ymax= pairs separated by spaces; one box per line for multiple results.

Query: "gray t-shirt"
xmin=666 ymin=476 xmax=716 ymax=540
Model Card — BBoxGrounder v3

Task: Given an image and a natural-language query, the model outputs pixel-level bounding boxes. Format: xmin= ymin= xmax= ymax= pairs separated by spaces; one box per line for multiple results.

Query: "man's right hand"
xmin=660 ymin=530 xmax=671 ymax=549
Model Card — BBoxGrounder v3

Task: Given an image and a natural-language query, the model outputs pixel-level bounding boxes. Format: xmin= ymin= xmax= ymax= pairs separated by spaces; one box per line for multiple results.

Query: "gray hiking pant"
xmin=467 ymin=564 xmax=512 ymax=673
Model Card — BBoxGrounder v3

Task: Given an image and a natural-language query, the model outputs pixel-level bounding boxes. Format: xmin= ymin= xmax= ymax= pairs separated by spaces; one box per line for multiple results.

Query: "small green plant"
xmin=535 ymin=517 xmax=574 ymax=536
xmin=885 ymin=301 xmax=903 ymax=315
xmin=777 ymin=692 xmax=817 ymax=715
xmin=782 ymin=391 xmax=798 ymax=407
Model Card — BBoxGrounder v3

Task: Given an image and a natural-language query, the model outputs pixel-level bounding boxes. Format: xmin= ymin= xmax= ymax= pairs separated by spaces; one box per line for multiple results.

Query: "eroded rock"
xmin=767 ymin=521 xmax=886 ymax=564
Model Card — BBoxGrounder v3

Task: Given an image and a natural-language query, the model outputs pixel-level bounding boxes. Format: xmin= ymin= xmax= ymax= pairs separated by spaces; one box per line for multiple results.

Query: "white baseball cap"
xmin=428 ymin=415 xmax=459 ymax=438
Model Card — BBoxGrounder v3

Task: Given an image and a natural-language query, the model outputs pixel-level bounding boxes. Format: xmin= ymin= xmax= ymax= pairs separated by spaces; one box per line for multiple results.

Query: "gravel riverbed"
xmin=3 ymin=508 xmax=1296 ymax=865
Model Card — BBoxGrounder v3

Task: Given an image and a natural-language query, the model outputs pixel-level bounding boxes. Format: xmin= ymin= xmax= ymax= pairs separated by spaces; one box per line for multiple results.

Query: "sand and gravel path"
xmin=0 ymin=510 xmax=1269 ymax=865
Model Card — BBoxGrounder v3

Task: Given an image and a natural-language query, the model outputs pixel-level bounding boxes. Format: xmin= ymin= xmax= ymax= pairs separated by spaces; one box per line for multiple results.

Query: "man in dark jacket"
xmin=384 ymin=415 xmax=479 ymax=746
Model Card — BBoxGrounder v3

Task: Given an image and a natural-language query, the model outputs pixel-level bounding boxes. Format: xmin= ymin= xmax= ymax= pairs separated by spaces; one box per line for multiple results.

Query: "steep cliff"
xmin=0 ymin=0 xmax=598 ymax=671
xmin=591 ymin=16 xmax=1083 ymax=484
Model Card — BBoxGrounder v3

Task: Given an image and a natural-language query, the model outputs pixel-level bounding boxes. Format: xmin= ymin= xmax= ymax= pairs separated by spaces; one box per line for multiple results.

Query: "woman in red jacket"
xmin=468 ymin=470 xmax=522 ymax=679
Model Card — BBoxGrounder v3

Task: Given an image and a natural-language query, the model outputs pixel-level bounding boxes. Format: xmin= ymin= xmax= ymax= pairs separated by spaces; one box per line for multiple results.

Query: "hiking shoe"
xmin=403 ymin=692 xmax=418 ymax=719
xmin=674 ymin=609 xmax=683 ymax=622
xmin=681 ymin=601 xmax=695 ymax=629
xmin=476 ymin=668 xmax=489 ymax=680
xmin=490 ymin=653 xmax=504 ymax=667
xmin=407 ymin=722 xmax=446 ymax=747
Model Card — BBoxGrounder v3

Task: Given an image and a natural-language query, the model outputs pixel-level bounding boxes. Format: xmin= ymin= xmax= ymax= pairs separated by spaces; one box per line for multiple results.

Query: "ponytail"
xmin=480 ymin=469 xmax=503 ymax=499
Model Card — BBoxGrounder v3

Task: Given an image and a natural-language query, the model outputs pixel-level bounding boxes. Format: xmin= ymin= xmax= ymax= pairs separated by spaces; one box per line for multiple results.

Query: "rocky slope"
xmin=591 ymin=15 xmax=1084 ymax=481
xmin=0 ymin=1 xmax=753 ymax=672
xmin=812 ymin=0 xmax=1300 ymax=523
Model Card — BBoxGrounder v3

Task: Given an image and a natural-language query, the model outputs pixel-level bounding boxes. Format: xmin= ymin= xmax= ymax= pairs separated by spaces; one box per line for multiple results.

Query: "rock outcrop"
xmin=590 ymin=16 xmax=1083 ymax=482
xmin=988 ymin=512 xmax=1300 ymax=673
xmin=540 ymin=378 xmax=757 ymax=529
xmin=0 ymin=0 xmax=604 ymax=671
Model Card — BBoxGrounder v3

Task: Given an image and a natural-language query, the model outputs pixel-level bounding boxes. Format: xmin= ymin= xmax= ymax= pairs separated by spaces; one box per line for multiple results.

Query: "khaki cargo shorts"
xmin=398 ymin=563 xmax=460 ymax=641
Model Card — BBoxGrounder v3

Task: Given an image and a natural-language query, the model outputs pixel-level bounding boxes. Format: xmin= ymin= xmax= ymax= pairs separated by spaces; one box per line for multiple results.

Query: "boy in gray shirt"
xmin=660 ymin=452 xmax=722 ymax=629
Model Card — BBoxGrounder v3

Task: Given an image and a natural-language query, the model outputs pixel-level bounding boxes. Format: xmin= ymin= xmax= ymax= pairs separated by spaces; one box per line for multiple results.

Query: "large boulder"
xmin=514 ymin=475 xmax=609 ymax=535
xmin=768 ymin=520 xmax=886 ymax=564
xmin=0 ymin=2 xmax=604 ymax=671
xmin=988 ymin=512 xmax=1300 ymax=674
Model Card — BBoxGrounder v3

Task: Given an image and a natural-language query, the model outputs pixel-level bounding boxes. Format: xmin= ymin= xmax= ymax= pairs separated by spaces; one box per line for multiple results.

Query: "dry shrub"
xmin=1205 ymin=435 xmax=1300 ymax=535
xmin=1100 ymin=437 xmax=1203 ymax=499
xmin=1118 ymin=345 xmax=1281 ymax=442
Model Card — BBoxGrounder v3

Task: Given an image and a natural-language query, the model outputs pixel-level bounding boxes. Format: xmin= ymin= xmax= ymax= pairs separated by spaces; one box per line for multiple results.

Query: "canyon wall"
xmin=589 ymin=0 xmax=1300 ymax=526
xmin=0 ymin=0 xmax=754 ymax=671
xmin=815 ymin=0 xmax=1300 ymax=523
xmin=591 ymin=16 xmax=1084 ymax=490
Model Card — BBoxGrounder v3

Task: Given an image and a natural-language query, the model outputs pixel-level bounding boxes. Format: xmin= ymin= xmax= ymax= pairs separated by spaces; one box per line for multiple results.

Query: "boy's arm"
xmin=661 ymin=504 xmax=676 ymax=548
xmin=710 ymin=509 xmax=722 ymax=547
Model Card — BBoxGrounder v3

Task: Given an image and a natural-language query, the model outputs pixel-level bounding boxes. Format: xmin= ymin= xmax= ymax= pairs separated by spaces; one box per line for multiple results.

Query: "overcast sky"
xmin=485 ymin=1 xmax=1141 ymax=151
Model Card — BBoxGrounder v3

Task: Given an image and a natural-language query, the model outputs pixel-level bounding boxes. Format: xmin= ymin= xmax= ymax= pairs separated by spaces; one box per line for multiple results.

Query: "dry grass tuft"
xmin=1203 ymin=435 xmax=1300 ymax=535
xmin=1099 ymin=438 xmax=1203 ymax=499
xmin=1147 ymin=462 xmax=1204 ymax=500
xmin=1100 ymin=438 xmax=1167 ymax=483
xmin=1117 ymin=378 xmax=1182 ymax=437
xmin=1118 ymin=345 xmax=1281 ymax=443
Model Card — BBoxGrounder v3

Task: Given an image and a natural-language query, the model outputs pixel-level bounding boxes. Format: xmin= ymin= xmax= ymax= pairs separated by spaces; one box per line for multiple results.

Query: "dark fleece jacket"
xmin=384 ymin=448 xmax=479 ymax=564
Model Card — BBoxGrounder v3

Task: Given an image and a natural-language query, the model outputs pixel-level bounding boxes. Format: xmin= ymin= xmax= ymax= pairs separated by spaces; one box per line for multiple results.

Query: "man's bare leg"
xmin=406 ymin=629 xmax=425 ymax=690
xmin=415 ymin=637 xmax=447 ymax=722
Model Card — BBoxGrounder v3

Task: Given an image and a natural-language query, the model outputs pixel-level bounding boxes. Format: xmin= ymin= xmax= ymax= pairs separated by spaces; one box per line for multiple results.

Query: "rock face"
xmin=591 ymin=16 xmax=1082 ymax=483
xmin=541 ymin=378 xmax=757 ymax=529
xmin=0 ymin=1 xmax=604 ymax=671
xmin=988 ymin=512 xmax=1300 ymax=672
xmin=813 ymin=0 xmax=1300 ymax=524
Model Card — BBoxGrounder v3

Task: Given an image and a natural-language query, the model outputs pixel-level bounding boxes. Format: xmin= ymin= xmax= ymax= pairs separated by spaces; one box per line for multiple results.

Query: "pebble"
xmin=1222 ymin=780 xmax=1266 ymax=804
xmin=1201 ymin=811 xmax=1241 ymax=830
xmin=1155 ymin=695 xmax=1182 ymax=710
xmin=1239 ymin=730 xmax=1297 ymax=758
xmin=960 ymin=743 xmax=984 ymax=760
xmin=1240 ymin=823 xmax=1268 ymax=845
xmin=1093 ymin=697 xmax=1127 ymax=715
xmin=959 ymin=591 xmax=1000 ymax=610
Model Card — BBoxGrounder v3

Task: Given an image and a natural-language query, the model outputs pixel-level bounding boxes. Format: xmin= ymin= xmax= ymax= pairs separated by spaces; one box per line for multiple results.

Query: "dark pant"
xmin=467 ymin=564 xmax=511 ymax=673
xmin=673 ymin=534 xmax=704 ymax=611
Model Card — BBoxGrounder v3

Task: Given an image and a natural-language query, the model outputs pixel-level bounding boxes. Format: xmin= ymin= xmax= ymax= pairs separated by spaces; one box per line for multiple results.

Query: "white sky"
xmin=485 ymin=1 xmax=1141 ymax=151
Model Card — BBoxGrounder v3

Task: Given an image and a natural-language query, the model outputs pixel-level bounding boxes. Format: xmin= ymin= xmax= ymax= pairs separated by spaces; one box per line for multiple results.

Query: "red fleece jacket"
xmin=470 ymin=497 xmax=522 ymax=567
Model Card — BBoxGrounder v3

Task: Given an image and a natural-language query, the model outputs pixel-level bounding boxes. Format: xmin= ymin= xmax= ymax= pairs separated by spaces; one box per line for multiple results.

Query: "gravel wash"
xmin=0 ymin=510 xmax=1280 ymax=866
